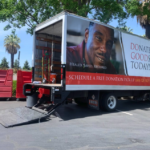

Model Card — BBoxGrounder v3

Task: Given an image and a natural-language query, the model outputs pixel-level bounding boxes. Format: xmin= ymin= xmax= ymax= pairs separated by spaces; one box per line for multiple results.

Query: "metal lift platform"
xmin=0 ymin=107 xmax=47 ymax=128
xmin=0 ymin=101 xmax=62 ymax=128
xmin=0 ymin=88 xmax=70 ymax=128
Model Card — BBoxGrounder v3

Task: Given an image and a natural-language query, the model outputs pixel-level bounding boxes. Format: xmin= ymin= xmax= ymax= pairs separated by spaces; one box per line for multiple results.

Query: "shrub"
xmin=0 ymin=68 xmax=8 ymax=70
xmin=13 ymin=80 xmax=17 ymax=96
xmin=13 ymin=68 xmax=18 ymax=74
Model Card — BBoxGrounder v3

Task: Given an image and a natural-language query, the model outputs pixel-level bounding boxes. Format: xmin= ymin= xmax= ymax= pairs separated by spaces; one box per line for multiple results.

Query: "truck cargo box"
xmin=22 ymin=11 xmax=150 ymax=115
xmin=30 ymin=11 xmax=150 ymax=91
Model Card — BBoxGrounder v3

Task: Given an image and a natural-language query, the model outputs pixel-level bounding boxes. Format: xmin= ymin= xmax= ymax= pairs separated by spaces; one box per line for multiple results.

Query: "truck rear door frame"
xmin=32 ymin=12 xmax=67 ymax=87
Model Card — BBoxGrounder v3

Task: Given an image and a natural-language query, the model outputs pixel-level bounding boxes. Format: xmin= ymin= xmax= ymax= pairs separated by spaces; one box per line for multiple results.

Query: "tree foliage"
xmin=126 ymin=0 xmax=150 ymax=19
xmin=92 ymin=0 xmax=128 ymax=24
xmin=126 ymin=0 xmax=150 ymax=38
xmin=4 ymin=30 xmax=20 ymax=55
xmin=4 ymin=29 xmax=21 ymax=68
xmin=23 ymin=60 xmax=30 ymax=70
xmin=14 ymin=59 xmax=20 ymax=69
xmin=0 ymin=0 xmax=61 ymax=34
xmin=142 ymin=34 xmax=147 ymax=37
xmin=117 ymin=26 xmax=133 ymax=33
xmin=0 ymin=57 xmax=9 ymax=69
xmin=0 ymin=0 xmax=129 ymax=35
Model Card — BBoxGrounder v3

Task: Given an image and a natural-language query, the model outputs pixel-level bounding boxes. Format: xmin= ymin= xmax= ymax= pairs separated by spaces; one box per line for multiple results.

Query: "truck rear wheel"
xmin=101 ymin=93 xmax=117 ymax=112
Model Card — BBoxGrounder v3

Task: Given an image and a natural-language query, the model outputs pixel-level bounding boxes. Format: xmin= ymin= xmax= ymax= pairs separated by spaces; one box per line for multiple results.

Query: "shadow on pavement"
xmin=54 ymin=100 xmax=150 ymax=121
xmin=117 ymin=99 xmax=150 ymax=111
xmin=1 ymin=99 xmax=150 ymax=128
xmin=54 ymin=103 xmax=111 ymax=121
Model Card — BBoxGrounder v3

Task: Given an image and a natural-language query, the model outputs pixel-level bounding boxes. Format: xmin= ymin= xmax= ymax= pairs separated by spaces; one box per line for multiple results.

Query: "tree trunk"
xmin=145 ymin=23 xmax=150 ymax=39
xmin=11 ymin=54 xmax=14 ymax=68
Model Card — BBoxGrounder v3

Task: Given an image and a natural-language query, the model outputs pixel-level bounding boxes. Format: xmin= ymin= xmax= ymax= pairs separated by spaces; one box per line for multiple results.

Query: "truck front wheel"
xmin=101 ymin=93 xmax=117 ymax=112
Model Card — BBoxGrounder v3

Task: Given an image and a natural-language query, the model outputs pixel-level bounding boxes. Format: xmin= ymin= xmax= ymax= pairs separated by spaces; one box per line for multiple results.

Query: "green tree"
xmin=23 ymin=60 xmax=30 ymax=70
xmin=4 ymin=30 xmax=21 ymax=68
xmin=0 ymin=57 xmax=9 ymax=69
xmin=92 ymin=0 xmax=128 ymax=24
xmin=142 ymin=34 xmax=146 ymax=37
xmin=117 ymin=26 xmax=133 ymax=33
xmin=14 ymin=59 xmax=20 ymax=69
xmin=126 ymin=0 xmax=150 ymax=38
xmin=0 ymin=0 xmax=128 ymax=35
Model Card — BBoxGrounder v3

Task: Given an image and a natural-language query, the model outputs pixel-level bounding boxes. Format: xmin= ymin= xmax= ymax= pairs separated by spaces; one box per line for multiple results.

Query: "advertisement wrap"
xmin=121 ymin=33 xmax=150 ymax=77
xmin=66 ymin=16 xmax=150 ymax=90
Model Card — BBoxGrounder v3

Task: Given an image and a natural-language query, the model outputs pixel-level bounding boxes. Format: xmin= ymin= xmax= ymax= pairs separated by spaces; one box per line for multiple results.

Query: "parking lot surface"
xmin=0 ymin=99 xmax=150 ymax=150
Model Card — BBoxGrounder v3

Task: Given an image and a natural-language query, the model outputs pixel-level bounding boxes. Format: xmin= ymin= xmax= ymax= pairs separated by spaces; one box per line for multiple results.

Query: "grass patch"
xmin=13 ymin=80 xmax=17 ymax=96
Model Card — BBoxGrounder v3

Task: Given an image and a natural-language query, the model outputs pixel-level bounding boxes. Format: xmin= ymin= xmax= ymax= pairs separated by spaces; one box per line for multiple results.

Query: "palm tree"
xmin=4 ymin=30 xmax=20 ymax=68
xmin=137 ymin=0 xmax=150 ymax=38
xmin=120 ymin=26 xmax=133 ymax=33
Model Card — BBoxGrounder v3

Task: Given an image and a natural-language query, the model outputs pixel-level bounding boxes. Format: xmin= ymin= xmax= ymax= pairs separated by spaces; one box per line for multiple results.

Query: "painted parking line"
xmin=116 ymin=109 xmax=133 ymax=116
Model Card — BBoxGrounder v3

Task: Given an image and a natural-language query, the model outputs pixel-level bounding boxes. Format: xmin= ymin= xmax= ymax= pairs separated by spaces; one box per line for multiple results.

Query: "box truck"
xmin=1 ymin=11 xmax=150 ymax=127
xmin=24 ymin=11 xmax=150 ymax=111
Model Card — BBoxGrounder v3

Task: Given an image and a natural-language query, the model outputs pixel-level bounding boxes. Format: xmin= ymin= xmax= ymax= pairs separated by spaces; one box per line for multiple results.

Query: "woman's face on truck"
xmin=85 ymin=24 xmax=114 ymax=68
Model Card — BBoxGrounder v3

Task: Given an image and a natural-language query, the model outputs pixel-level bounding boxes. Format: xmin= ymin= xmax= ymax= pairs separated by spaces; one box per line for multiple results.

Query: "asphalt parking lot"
xmin=0 ymin=99 xmax=150 ymax=150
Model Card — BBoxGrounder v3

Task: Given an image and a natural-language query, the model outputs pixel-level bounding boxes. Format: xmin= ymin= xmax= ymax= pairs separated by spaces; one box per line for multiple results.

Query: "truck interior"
xmin=34 ymin=20 xmax=62 ymax=84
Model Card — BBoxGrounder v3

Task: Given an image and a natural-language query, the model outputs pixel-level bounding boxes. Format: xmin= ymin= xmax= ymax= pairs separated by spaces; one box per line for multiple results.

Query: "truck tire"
xmin=101 ymin=93 xmax=117 ymax=112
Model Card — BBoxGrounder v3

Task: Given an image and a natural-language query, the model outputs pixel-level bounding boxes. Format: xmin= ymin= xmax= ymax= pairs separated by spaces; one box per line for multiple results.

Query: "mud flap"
xmin=88 ymin=91 xmax=99 ymax=110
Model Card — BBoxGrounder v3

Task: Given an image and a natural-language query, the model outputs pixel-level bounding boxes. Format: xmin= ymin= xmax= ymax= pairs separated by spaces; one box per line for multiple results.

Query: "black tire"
xmin=100 ymin=93 xmax=117 ymax=112
xmin=74 ymin=98 xmax=88 ymax=106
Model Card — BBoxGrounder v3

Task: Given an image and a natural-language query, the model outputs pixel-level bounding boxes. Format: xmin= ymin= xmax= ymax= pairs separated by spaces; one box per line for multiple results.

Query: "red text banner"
xmin=66 ymin=71 xmax=150 ymax=86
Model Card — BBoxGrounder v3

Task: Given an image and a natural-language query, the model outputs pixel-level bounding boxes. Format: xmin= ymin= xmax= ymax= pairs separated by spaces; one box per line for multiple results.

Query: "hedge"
xmin=13 ymin=80 xmax=17 ymax=96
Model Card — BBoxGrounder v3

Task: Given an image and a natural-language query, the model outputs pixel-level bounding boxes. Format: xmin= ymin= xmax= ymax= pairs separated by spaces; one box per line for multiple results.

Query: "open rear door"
xmin=33 ymin=20 xmax=62 ymax=84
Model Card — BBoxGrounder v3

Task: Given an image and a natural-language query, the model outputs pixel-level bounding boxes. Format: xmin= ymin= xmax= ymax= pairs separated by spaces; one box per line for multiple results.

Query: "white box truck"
xmin=1 ymin=11 xmax=150 ymax=127
xmin=24 ymin=11 xmax=150 ymax=111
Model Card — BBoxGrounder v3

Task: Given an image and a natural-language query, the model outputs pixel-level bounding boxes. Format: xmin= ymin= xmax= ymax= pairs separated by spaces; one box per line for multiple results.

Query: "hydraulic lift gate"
xmin=0 ymin=107 xmax=47 ymax=128
xmin=0 ymin=89 xmax=69 ymax=128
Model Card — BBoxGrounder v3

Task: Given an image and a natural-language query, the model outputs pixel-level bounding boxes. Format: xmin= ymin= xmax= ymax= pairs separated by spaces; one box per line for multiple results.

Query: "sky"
xmin=0 ymin=16 xmax=145 ymax=68
xmin=0 ymin=22 xmax=33 ymax=68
